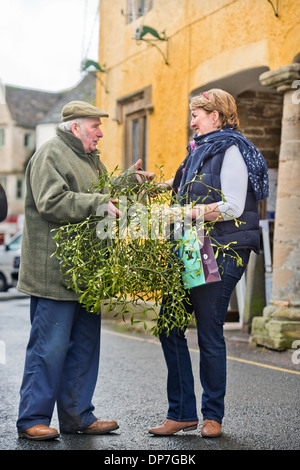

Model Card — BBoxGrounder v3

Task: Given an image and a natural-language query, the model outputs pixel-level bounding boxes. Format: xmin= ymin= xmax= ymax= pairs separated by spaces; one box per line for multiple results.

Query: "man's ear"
xmin=70 ymin=121 xmax=81 ymax=138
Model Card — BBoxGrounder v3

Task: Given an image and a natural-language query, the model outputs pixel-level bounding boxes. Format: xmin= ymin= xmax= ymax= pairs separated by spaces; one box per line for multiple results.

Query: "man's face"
xmin=73 ymin=117 xmax=103 ymax=153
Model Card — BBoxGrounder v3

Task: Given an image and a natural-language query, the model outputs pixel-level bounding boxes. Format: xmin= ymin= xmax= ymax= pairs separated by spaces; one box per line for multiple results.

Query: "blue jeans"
xmin=17 ymin=296 xmax=101 ymax=433
xmin=159 ymin=249 xmax=250 ymax=424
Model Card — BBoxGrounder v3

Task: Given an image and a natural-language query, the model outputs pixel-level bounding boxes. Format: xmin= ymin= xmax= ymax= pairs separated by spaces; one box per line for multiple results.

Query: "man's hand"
xmin=134 ymin=159 xmax=155 ymax=183
xmin=107 ymin=199 xmax=122 ymax=217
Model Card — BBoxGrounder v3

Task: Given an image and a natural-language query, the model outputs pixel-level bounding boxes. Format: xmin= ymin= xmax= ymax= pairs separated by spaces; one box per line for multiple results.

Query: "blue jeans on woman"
xmin=17 ymin=296 xmax=101 ymax=434
xmin=159 ymin=248 xmax=250 ymax=425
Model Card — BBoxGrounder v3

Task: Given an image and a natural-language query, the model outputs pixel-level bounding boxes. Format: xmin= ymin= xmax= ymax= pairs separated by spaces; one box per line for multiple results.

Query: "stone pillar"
xmin=243 ymin=252 xmax=266 ymax=333
xmin=251 ymin=63 xmax=300 ymax=350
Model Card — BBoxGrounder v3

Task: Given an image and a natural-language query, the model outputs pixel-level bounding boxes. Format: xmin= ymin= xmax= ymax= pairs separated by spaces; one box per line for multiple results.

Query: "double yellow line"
xmin=103 ymin=328 xmax=300 ymax=376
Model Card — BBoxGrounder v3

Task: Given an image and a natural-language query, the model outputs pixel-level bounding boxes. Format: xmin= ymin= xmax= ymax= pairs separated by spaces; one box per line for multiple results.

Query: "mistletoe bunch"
xmin=52 ymin=167 xmax=241 ymax=337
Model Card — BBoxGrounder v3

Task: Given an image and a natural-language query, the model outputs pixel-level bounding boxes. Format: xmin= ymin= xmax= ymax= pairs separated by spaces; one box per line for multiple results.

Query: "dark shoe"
xmin=201 ymin=419 xmax=222 ymax=437
xmin=149 ymin=419 xmax=198 ymax=436
xmin=81 ymin=418 xmax=119 ymax=434
xmin=18 ymin=424 xmax=60 ymax=440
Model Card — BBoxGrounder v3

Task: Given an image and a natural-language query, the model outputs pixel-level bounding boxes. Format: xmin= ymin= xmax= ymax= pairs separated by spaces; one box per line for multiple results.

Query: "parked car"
xmin=0 ymin=232 xmax=22 ymax=291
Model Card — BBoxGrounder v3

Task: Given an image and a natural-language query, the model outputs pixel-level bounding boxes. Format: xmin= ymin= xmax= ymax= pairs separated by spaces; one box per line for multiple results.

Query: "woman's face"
xmin=190 ymin=108 xmax=219 ymax=136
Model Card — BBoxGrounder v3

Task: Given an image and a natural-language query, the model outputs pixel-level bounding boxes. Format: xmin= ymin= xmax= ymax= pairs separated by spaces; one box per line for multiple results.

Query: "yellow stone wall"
xmin=96 ymin=0 xmax=300 ymax=179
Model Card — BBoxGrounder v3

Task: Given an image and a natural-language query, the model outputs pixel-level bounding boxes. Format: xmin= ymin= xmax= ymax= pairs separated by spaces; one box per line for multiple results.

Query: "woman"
xmin=149 ymin=89 xmax=268 ymax=437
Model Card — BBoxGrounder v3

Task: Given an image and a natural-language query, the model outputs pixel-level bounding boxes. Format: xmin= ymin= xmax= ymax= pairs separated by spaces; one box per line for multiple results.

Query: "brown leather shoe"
xmin=149 ymin=419 xmax=198 ymax=436
xmin=201 ymin=419 xmax=222 ymax=437
xmin=82 ymin=418 xmax=119 ymax=434
xmin=18 ymin=424 xmax=60 ymax=440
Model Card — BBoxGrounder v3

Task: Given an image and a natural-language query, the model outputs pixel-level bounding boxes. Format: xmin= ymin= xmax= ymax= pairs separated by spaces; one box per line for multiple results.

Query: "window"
xmin=0 ymin=177 xmax=6 ymax=190
xmin=16 ymin=177 xmax=25 ymax=200
xmin=126 ymin=113 xmax=147 ymax=167
xmin=115 ymin=86 xmax=153 ymax=170
xmin=0 ymin=129 xmax=4 ymax=147
xmin=7 ymin=233 xmax=22 ymax=250
xmin=24 ymin=133 xmax=33 ymax=148
xmin=126 ymin=0 xmax=153 ymax=23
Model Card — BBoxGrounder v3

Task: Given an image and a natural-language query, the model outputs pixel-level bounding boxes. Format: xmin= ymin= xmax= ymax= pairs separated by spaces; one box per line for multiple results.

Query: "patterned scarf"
xmin=177 ymin=126 xmax=269 ymax=203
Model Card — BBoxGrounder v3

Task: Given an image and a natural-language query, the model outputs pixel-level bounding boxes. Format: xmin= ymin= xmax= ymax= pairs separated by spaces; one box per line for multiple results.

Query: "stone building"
xmin=95 ymin=0 xmax=300 ymax=349
xmin=0 ymin=73 xmax=96 ymax=242
xmin=0 ymin=85 xmax=61 ymax=241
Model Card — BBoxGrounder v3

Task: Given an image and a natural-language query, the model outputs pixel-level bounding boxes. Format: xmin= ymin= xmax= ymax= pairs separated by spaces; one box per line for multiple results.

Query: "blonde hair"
xmin=190 ymin=88 xmax=239 ymax=129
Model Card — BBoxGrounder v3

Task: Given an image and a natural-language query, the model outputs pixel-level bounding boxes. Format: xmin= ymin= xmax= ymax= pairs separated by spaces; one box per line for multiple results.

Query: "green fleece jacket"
xmin=18 ymin=127 xmax=137 ymax=301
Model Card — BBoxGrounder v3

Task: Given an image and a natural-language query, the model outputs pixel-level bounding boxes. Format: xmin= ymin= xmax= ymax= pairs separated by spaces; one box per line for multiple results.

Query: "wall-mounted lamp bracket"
xmin=135 ymin=25 xmax=169 ymax=65
xmin=81 ymin=59 xmax=109 ymax=93
xmin=267 ymin=0 xmax=279 ymax=17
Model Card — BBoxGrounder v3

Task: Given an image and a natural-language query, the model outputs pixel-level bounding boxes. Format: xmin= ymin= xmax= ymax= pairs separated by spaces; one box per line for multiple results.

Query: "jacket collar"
xmin=56 ymin=126 xmax=100 ymax=158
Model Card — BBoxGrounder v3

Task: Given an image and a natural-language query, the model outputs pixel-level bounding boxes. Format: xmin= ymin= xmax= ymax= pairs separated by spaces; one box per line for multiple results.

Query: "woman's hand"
xmin=191 ymin=203 xmax=223 ymax=222
xmin=148 ymin=179 xmax=174 ymax=197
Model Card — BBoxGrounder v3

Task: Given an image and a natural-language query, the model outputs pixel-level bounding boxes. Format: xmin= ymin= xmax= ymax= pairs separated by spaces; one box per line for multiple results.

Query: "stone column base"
xmin=250 ymin=303 xmax=300 ymax=350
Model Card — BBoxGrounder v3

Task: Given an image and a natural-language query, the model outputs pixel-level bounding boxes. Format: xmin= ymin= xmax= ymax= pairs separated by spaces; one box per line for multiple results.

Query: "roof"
xmin=5 ymin=72 xmax=96 ymax=128
xmin=5 ymin=86 xmax=61 ymax=128
xmin=38 ymin=72 xmax=97 ymax=124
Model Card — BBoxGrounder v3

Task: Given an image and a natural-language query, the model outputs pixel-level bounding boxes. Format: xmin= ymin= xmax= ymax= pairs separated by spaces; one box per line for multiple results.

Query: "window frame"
xmin=125 ymin=110 xmax=147 ymax=169
xmin=126 ymin=0 xmax=153 ymax=24
xmin=0 ymin=128 xmax=5 ymax=147
xmin=16 ymin=176 xmax=25 ymax=200
xmin=24 ymin=132 xmax=33 ymax=148
xmin=115 ymin=86 xmax=153 ymax=170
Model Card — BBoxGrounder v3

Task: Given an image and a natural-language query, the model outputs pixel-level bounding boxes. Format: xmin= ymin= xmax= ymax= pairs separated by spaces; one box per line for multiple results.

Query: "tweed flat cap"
xmin=61 ymin=100 xmax=109 ymax=121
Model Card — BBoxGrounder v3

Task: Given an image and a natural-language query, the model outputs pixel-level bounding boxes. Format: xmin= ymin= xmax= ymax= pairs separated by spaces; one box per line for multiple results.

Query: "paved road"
xmin=0 ymin=294 xmax=299 ymax=454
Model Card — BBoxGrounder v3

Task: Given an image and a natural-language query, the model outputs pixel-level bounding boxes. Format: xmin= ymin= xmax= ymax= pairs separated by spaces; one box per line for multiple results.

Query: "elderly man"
xmin=16 ymin=101 xmax=153 ymax=440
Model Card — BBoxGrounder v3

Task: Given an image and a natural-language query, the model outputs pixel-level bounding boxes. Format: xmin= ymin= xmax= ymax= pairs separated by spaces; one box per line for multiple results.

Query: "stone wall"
xmin=235 ymin=90 xmax=283 ymax=330
xmin=236 ymin=90 xmax=283 ymax=169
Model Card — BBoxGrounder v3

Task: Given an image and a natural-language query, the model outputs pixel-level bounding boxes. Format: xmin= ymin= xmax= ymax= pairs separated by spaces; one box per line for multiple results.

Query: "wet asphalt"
xmin=0 ymin=291 xmax=299 ymax=458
